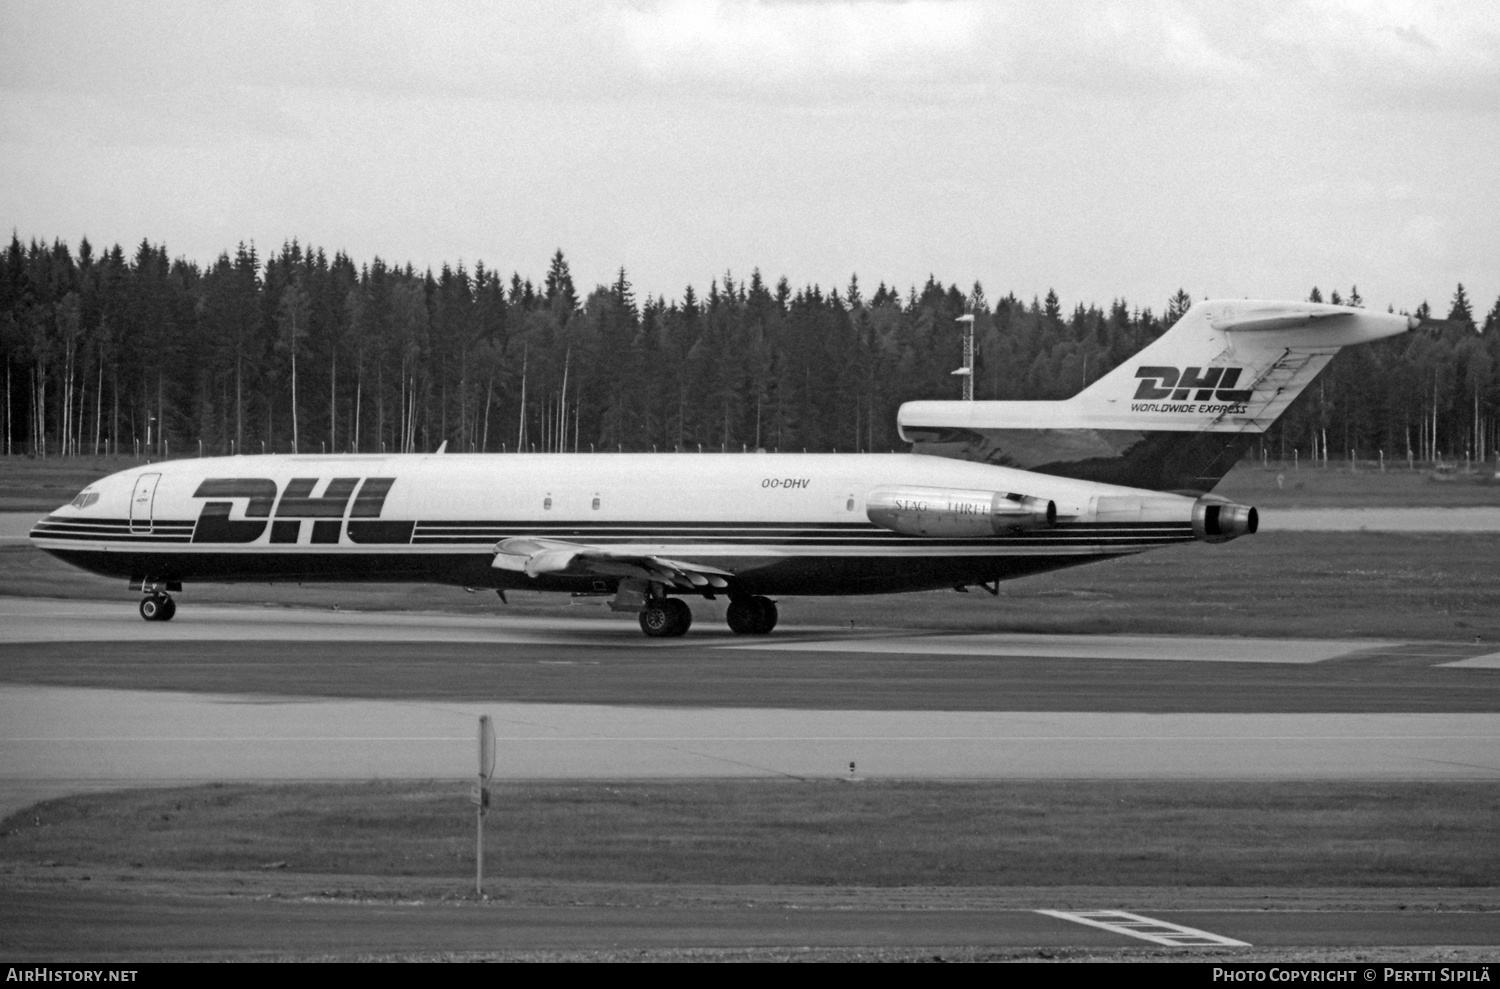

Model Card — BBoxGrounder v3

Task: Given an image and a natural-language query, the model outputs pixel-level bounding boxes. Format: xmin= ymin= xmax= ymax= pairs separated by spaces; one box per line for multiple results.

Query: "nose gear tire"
xmin=139 ymin=594 xmax=175 ymax=622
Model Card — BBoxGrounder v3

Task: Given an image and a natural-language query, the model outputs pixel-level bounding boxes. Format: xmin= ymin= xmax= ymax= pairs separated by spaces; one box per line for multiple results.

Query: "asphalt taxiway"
xmin=2 ymin=597 xmax=1498 ymax=819
xmin=2 ymin=595 xmax=1498 ymax=959
xmin=5 ymin=887 xmax=1499 ymax=960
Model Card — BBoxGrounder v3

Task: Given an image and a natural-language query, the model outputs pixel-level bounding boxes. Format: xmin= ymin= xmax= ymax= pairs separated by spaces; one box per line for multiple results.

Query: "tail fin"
xmin=899 ymin=300 xmax=1412 ymax=492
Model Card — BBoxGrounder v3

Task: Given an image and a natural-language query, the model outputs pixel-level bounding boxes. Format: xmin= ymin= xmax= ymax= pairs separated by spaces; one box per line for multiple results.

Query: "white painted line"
xmin=1037 ymin=910 xmax=1250 ymax=947
xmin=1442 ymin=653 xmax=1500 ymax=669
xmin=728 ymin=633 xmax=1367 ymax=664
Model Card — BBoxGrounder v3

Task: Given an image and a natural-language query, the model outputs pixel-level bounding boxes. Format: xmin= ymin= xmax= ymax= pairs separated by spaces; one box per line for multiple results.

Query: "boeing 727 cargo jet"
xmin=30 ymin=300 xmax=1413 ymax=637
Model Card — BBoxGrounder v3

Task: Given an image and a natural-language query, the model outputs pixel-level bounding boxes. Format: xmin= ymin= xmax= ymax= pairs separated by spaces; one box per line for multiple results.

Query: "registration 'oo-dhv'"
xmin=31 ymin=300 xmax=1415 ymax=637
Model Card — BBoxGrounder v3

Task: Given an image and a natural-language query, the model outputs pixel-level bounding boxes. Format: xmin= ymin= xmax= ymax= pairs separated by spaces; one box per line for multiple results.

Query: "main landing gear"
xmin=726 ymin=596 xmax=777 ymax=636
xmin=639 ymin=597 xmax=693 ymax=638
xmin=635 ymin=595 xmax=778 ymax=638
xmin=139 ymin=593 xmax=176 ymax=622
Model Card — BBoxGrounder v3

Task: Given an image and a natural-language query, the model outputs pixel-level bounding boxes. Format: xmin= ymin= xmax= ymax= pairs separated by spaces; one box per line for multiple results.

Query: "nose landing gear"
xmin=139 ymin=594 xmax=176 ymax=622
xmin=133 ymin=578 xmax=179 ymax=622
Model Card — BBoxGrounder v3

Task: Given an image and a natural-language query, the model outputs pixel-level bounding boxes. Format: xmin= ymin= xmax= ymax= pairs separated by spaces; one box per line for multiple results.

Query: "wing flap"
xmin=492 ymin=537 xmax=731 ymax=588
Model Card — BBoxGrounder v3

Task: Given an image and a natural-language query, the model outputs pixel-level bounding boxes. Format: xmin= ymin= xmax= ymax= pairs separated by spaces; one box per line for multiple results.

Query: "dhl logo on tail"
xmin=1132 ymin=367 xmax=1253 ymax=403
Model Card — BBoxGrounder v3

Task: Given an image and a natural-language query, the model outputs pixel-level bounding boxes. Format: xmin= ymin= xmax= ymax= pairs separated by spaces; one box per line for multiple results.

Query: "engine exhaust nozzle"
xmin=1192 ymin=498 xmax=1258 ymax=543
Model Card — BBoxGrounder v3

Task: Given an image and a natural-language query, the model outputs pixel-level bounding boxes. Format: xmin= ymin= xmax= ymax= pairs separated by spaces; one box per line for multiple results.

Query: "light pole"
xmin=952 ymin=314 xmax=975 ymax=401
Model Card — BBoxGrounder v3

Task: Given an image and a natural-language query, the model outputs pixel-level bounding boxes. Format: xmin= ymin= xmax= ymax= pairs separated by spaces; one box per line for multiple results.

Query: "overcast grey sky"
xmin=2 ymin=0 xmax=1496 ymax=314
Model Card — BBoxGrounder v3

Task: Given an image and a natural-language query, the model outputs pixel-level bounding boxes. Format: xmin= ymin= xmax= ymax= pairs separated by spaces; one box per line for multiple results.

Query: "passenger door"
xmin=129 ymin=473 xmax=161 ymax=533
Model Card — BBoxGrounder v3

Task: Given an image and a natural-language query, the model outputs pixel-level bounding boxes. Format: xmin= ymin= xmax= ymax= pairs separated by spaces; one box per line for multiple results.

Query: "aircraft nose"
xmin=30 ymin=475 xmax=113 ymax=544
xmin=28 ymin=511 xmax=62 ymax=545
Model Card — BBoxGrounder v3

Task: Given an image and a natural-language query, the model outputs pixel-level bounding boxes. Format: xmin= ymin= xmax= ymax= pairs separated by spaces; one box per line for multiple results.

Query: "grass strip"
xmin=4 ymin=780 xmax=1497 ymax=888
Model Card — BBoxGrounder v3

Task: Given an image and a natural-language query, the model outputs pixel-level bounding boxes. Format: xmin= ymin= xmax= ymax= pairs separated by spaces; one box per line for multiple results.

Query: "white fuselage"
xmin=31 ymin=452 xmax=1207 ymax=597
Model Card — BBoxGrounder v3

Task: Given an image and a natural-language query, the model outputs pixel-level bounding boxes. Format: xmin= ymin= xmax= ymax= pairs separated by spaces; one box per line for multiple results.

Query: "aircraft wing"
xmin=491 ymin=536 xmax=732 ymax=589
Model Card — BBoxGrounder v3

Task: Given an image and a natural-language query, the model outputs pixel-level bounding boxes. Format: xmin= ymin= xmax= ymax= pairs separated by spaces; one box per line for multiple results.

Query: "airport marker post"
xmin=473 ymin=715 xmax=496 ymax=896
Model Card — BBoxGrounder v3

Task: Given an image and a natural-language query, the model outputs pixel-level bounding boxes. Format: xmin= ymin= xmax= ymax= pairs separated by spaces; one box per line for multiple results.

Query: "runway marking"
xmin=1037 ymin=910 xmax=1250 ymax=947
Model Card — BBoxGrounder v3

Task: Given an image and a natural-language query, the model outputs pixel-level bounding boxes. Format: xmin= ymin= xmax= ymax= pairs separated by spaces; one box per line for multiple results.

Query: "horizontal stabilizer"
xmin=1206 ymin=303 xmax=1383 ymax=334
xmin=899 ymin=299 xmax=1411 ymax=492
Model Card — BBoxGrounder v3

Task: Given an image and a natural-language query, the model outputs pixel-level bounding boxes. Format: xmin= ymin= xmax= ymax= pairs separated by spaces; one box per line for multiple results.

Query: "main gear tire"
xmin=640 ymin=603 xmax=672 ymax=637
xmin=639 ymin=598 xmax=693 ymax=638
xmin=663 ymin=597 xmax=693 ymax=636
xmin=726 ymin=598 xmax=759 ymax=635
xmin=728 ymin=596 xmax=777 ymax=635
xmin=750 ymin=596 xmax=777 ymax=634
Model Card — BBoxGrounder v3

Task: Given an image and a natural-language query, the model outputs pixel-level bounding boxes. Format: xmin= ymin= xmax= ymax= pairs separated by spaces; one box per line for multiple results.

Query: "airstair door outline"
xmin=129 ymin=473 xmax=161 ymax=533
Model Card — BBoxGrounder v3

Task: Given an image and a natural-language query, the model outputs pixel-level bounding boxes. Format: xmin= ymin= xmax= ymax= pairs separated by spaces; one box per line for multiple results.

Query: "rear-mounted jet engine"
xmin=866 ymin=486 xmax=1056 ymax=538
xmin=1192 ymin=497 xmax=1258 ymax=543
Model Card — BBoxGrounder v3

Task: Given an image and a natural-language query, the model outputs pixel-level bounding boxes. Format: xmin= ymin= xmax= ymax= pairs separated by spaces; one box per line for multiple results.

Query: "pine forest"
xmin=3 ymin=236 xmax=1497 ymax=470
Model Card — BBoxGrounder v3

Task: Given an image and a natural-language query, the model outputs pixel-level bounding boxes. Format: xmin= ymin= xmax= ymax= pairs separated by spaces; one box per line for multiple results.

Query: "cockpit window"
xmin=69 ymin=488 xmax=99 ymax=509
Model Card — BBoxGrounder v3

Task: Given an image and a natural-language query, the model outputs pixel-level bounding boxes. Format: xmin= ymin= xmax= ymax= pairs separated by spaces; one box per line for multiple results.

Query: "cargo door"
xmin=129 ymin=473 xmax=161 ymax=533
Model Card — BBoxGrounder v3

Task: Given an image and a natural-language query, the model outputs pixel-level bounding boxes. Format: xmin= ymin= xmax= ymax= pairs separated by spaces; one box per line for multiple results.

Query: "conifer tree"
xmin=544 ymin=250 xmax=577 ymax=313
xmin=1448 ymin=283 xmax=1476 ymax=333
xmin=1164 ymin=289 xmax=1192 ymax=328
xmin=276 ymin=278 xmax=309 ymax=453
xmin=1043 ymin=288 xmax=1061 ymax=326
